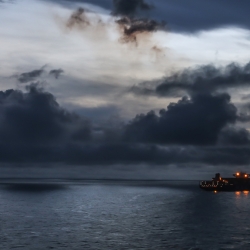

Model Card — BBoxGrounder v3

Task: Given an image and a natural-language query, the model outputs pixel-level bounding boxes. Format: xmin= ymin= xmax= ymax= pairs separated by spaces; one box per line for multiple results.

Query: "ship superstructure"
xmin=199 ymin=172 xmax=250 ymax=192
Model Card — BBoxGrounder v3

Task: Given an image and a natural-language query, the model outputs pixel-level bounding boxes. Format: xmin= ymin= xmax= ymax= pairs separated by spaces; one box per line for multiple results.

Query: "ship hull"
xmin=200 ymin=172 xmax=250 ymax=192
xmin=199 ymin=185 xmax=250 ymax=192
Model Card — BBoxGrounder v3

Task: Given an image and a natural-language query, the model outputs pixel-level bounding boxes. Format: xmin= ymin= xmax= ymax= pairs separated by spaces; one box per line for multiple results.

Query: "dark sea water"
xmin=0 ymin=180 xmax=250 ymax=250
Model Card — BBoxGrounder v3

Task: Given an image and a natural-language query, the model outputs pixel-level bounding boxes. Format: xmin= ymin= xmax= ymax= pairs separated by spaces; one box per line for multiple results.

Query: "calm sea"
xmin=0 ymin=180 xmax=250 ymax=250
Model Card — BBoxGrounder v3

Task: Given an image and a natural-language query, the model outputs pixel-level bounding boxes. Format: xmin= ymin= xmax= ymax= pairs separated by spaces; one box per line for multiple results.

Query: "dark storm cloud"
xmin=0 ymin=84 xmax=248 ymax=166
xmin=0 ymin=84 xmax=91 ymax=144
xmin=116 ymin=16 xmax=165 ymax=44
xmin=112 ymin=0 xmax=152 ymax=17
xmin=112 ymin=0 xmax=165 ymax=45
xmin=47 ymin=0 xmax=250 ymax=32
xmin=49 ymin=69 xmax=64 ymax=79
xmin=218 ymin=127 xmax=250 ymax=146
xmin=63 ymin=0 xmax=165 ymax=45
xmin=124 ymin=93 xmax=237 ymax=145
xmin=131 ymin=62 xmax=250 ymax=97
xmin=17 ymin=69 xmax=44 ymax=83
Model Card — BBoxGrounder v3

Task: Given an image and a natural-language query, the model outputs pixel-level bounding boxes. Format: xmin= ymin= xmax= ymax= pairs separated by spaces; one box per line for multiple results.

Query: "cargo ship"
xmin=199 ymin=172 xmax=250 ymax=192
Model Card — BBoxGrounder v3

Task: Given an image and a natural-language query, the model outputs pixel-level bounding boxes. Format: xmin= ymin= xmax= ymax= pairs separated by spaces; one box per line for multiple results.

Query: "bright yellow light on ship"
xmin=245 ymin=174 xmax=248 ymax=177
xmin=236 ymin=173 xmax=240 ymax=176
xmin=214 ymin=190 xmax=217 ymax=193
xmin=235 ymin=191 xmax=240 ymax=195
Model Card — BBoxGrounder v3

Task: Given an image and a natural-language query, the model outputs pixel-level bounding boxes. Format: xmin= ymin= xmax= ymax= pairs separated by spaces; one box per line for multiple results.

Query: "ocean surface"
xmin=0 ymin=180 xmax=250 ymax=250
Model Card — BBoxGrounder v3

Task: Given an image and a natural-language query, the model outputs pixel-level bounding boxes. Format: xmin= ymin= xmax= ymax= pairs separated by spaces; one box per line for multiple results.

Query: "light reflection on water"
xmin=0 ymin=181 xmax=250 ymax=249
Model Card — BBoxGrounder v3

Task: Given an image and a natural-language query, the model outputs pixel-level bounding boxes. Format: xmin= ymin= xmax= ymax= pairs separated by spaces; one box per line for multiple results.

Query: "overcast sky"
xmin=0 ymin=0 xmax=250 ymax=179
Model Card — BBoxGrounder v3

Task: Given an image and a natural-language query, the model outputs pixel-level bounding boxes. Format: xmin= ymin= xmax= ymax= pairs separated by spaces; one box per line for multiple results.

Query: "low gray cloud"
xmin=72 ymin=105 xmax=120 ymax=122
xmin=0 ymin=0 xmax=14 ymax=4
xmin=66 ymin=7 xmax=91 ymax=28
xmin=14 ymin=67 xmax=64 ymax=83
xmin=130 ymin=62 xmax=250 ymax=97
xmin=1 ymin=141 xmax=250 ymax=167
xmin=237 ymin=102 xmax=250 ymax=122
xmin=49 ymin=69 xmax=64 ymax=79
xmin=242 ymin=94 xmax=250 ymax=100
xmin=17 ymin=69 xmax=44 ymax=83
